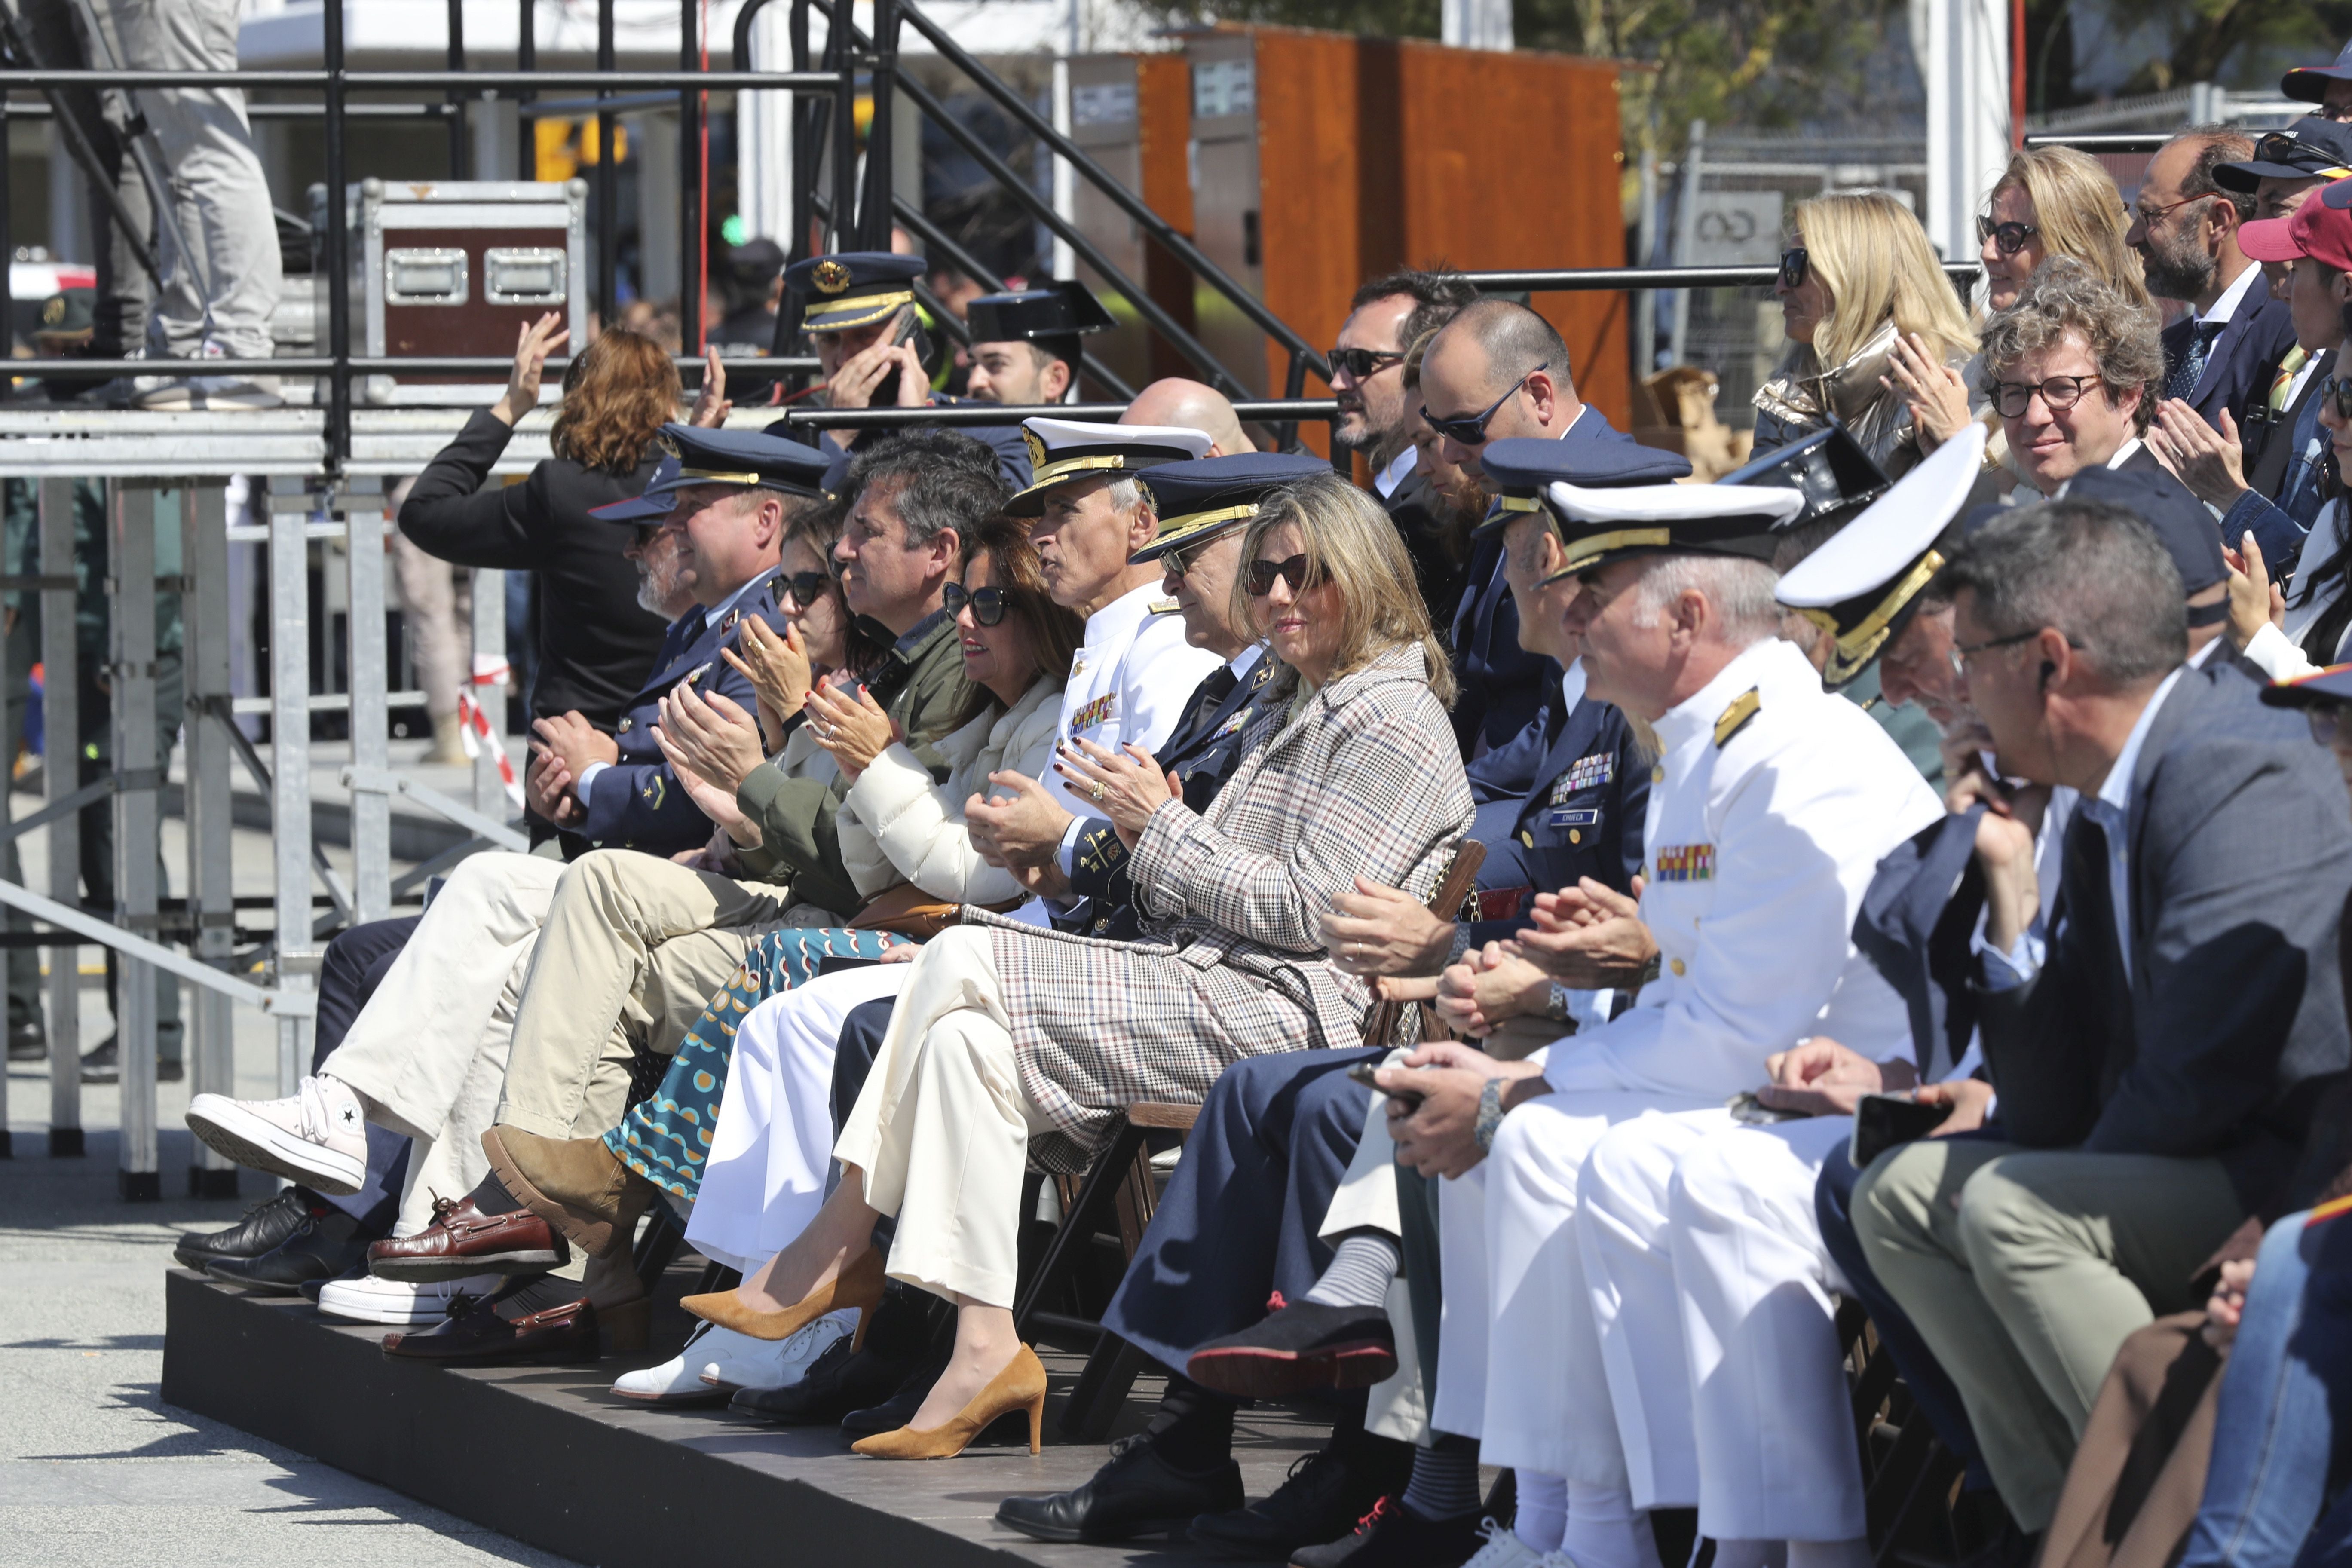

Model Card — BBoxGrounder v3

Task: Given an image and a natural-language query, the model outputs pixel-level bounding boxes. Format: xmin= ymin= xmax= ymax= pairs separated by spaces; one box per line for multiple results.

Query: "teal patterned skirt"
xmin=603 ymin=926 xmax=906 ymax=1201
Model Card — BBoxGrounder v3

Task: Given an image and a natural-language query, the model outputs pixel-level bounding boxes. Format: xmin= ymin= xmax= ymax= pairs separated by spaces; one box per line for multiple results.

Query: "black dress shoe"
xmin=733 ymin=1285 xmax=947 ymax=1425
xmin=204 ymin=1208 xmax=379 ymax=1293
xmin=1289 ymin=1498 xmax=1483 ymax=1568
xmin=1191 ymin=1443 xmax=1405 ymax=1560
xmin=1188 ymin=1301 xmax=1399 ymax=1400
xmin=8 ymin=1018 xmax=45 ymax=1061
xmin=174 ymin=1188 xmax=318 ymax=1270
xmin=998 ymin=1432 xmax=1246 ymax=1543
xmin=840 ymin=1346 xmax=950 ymax=1439
xmin=382 ymin=1291 xmax=600 ymax=1366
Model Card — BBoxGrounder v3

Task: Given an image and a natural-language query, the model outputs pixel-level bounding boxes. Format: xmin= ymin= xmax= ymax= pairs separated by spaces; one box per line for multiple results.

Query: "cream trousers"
xmin=322 ymin=851 xmax=560 ymax=1234
xmin=835 ymin=928 xmax=1054 ymax=1310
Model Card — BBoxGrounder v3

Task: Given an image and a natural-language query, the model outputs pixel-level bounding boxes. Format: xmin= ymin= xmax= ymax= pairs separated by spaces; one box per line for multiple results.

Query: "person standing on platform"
xmin=708 ymin=237 xmax=787 ymax=409
xmin=961 ymin=281 xmax=1114 ymax=408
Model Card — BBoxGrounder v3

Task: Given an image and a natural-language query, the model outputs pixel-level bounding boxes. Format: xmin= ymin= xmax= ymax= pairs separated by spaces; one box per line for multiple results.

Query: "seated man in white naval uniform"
xmin=1378 ymin=475 xmax=1944 ymax=1568
xmin=1561 ymin=432 xmax=1995 ymax=1568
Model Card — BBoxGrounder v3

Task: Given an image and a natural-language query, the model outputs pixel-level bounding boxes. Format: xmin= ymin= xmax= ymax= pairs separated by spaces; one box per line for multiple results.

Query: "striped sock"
xmin=1303 ymin=1230 xmax=1401 ymax=1309
xmin=1398 ymin=1433 xmax=1481 ymax=1521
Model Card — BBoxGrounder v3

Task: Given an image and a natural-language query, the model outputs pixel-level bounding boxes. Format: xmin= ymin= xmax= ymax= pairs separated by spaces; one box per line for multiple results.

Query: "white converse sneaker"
xmin=698 ymin=1308 xmax=855 ymax=1393
xmin=1460 ymin=1519 xmax=1547 ymax=1568
xmin=186 ymin=1075 xmax=369 ymax=1194
xmin=316 ymin=1271 xmax=502 ymax=1326
xmin=611 ymin=1322 xmax=744 ymax=1404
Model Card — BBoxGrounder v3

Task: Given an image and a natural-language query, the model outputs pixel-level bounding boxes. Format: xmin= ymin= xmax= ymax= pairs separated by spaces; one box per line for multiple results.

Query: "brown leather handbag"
xmin=848 ymin=884 xmax=1022 ymax=940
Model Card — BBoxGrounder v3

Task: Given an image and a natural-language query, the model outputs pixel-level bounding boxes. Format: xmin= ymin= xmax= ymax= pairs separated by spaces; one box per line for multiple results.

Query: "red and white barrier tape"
xmin=455 ymin=654 xmax=523 ymax=808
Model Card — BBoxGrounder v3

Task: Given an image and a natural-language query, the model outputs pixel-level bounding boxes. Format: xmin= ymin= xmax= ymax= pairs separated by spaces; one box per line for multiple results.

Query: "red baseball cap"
xmin=2240 ymin=178 xmax=2352 ymax=272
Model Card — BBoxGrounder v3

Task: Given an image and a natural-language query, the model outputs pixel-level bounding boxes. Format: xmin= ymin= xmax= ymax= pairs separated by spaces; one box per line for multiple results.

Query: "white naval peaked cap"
xmin=1772 ymin=421 xmax=1986 ymax=689
xmin=1537 ymin=477 xmax=1810 ymax=581
xmin=1775 ymin=422 xmax=1985 ymax=612
xmin=1008 ymin=418 xmax=1215 ymax=515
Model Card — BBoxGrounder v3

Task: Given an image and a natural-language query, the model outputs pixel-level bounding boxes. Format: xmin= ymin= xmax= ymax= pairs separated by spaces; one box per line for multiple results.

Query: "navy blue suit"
xmin=579 ymin=575 xmax=790 ymax=854
xmin=1060 ymin=651 xmax=1280 ymax=942
xmin=1464 ymin=674 xmax=1647 ymax=947
xmin=1449 ymin=406 xmax=1634 ymax=759
xmin=2163 ymin=282 xmax=2298 ymax=436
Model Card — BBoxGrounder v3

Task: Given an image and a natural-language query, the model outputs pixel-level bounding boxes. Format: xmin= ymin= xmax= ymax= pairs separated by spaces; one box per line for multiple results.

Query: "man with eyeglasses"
xmin=2153 ymin=152 xmax=2352 ymax=566
xmin=2128 ymin=127 xmax=2298 ymax=435
xmin=1979 ymin=259 xmax=2183 ymax=498
xmin=2284 ymin=38 xmax=2352 ymax=123
xmin=1327 ymin=270 xmax=1482 ymax=613
xmin=1418 ymin=297 xmax=1635 ymax=764
xmin=1853 ymin=496 xmax=2352 ymax=1554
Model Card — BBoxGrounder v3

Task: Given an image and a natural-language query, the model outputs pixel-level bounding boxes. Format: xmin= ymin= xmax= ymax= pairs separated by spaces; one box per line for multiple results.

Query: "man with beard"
xmin=1327 ymin=270 xmax=1482 ymax=617
xmin=2128 ymin=127 xmax=2297 ymax=433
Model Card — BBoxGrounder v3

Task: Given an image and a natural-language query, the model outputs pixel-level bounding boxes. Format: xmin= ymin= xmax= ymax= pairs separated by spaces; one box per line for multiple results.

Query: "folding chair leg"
xmin=1014 ymin=1120 xmax=1148 ymax=1339
xmin=1060 ymin=1332 xmax=1156 ymax=1442
xmin=633 ymin=1201 xmax=687 ymax=1295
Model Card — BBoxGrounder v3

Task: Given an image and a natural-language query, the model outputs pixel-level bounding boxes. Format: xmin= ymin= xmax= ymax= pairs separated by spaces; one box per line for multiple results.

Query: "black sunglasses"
xmin=1778 ymin=247 xmax=1809 ymax=288
xmin=1421 ymin=363 xmax=1547 ymax=447
xmin=1975 ymin=216 xmax=2040 ymax=255
xmin=1327 ymin=346 xmax=1406 ymax=380
xmin=779 ymin=570 xmax=835 ymax=608
xmin=943 ymin=581 xmax=1009 ymax=626
xmin=1246 ymin=553 xmax=1318 ymax=597
xmin=2324 ymin=374 xmax=2352 ymax=422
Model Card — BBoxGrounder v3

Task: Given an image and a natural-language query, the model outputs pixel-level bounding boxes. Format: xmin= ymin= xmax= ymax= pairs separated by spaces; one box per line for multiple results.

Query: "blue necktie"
xmin=2166 ymin=321 xmax=2222 ymax=404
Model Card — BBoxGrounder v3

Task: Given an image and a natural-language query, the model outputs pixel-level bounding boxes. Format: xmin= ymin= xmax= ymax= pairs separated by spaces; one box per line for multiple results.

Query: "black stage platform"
xmin=162 ymin=1265 xmax=1338 ymax=1568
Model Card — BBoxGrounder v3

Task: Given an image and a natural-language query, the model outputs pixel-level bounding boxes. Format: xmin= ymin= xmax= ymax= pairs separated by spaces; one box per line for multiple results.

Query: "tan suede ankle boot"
xmin=480 ymin=1125 xmax=653 ymax=1257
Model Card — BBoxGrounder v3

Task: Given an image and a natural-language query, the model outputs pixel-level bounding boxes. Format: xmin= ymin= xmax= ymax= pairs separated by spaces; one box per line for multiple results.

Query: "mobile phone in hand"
xmin=1726 ymin=1090 xmax=1806 ymax=1127
xmin=1349 ymin=1058 xmax=1424 ymax=1112
xmin=1849 ymin=1091 xmax=1953 ymax=1168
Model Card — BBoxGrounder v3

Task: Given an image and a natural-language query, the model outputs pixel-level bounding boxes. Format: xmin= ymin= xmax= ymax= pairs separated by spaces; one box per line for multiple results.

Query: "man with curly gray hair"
xmin=1978 ymin=258 xmax=2171 ymax=496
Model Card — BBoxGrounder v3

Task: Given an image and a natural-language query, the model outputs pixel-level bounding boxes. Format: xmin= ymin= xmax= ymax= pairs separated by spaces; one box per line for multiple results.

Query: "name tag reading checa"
xmin=1545 ymin=807 xmax=1601 ymax=828
xmin=1652 ymin=844 xmax=1715 ymax=882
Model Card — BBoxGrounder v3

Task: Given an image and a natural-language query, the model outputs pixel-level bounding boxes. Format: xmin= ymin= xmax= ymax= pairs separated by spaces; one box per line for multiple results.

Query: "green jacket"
xmin=3 ymin=478 xmax=184 ymax=669
xmin=1844 ymin=661 xmax=1944 ymax=791
xmin=735 ymin=607 xmax=975 ymax=912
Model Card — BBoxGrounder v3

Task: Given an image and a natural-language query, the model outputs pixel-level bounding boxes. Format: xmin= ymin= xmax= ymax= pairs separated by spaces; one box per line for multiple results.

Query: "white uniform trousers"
xmin=684 ymin=962 xmax=910 ymax=1273
xmin=1433 ymin=1067 xmax=1710 ymax=1481
xmin=494 ymin=848 xmax=789 ymax=1139
xmin=318 ymin=851 xmax=562 ymax=1234
xmin=1577 ymin=1107 xmax=1737 ymax=1509
xmin=1668 ymin=1115 xmax=1865 ymax=1544
xmin=835 ymin=928 xmax=1056 ymax=1310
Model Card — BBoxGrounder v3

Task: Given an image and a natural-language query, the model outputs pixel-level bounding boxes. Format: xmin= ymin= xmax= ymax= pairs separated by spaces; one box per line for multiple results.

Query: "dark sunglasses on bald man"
xmin=1246 ymin=554 xmax=1321 ymax=596
xmin=943 ymin=581 xmax=1009 ymax=626
xmin=1421 ymin=363 xmax=1548 ymax=447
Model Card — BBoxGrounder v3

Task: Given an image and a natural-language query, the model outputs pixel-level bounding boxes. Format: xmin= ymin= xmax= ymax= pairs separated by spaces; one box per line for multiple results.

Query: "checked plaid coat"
xmin=971 ymin=641 xmax=1473 ymax=1168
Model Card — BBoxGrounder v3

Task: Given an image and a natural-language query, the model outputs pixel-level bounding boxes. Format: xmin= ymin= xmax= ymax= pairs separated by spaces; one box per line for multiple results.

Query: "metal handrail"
xmin=1455 ymin=263 xmax=1982 ymax=291
xmin=0 ymin=69 xmax=839 ymax=90
xmin=4 ymin=356 xmax=821 ymax=376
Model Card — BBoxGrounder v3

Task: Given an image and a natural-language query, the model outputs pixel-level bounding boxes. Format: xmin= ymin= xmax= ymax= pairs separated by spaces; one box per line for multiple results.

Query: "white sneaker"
xmin=1460 ymin=1520 xmax=1547 ymax=1568
xmin=316 ymin=1271 xmax=502 ymax=1326
xmin=613 ymin=1322 xmax=729 ymax=1402
xmin=699 ymin=1308 xmax=855 ymax=1392
xmin=131 ymin=340 xmax=283 ymax=410
xmin=186 ymin=1075 xmax=369 ymax=1194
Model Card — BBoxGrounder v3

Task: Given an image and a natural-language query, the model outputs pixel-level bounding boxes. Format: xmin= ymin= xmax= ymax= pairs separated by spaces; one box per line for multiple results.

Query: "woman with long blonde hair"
xmin=1754 ymin=189 xmax=1979 ymax=477
xmin=1885 ymin=146 xmax=2150 ymax=455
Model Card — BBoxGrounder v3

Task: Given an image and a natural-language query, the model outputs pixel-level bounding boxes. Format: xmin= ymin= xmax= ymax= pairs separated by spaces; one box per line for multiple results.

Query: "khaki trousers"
xmin=322 ymin=851 xmax=562 ymax=1233
xmin=835 ymin=928 xmax=1054 ymax=1310
xmin=1851 ymin=1139 xmax=2244 ymax=1530
xmin=493 ymin=848 xmax=790 ymax=1139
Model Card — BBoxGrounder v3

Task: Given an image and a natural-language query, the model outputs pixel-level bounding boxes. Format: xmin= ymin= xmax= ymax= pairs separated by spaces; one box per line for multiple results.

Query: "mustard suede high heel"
xmin=851 ymin=1344 xmax=1048 ymax=1460
xmin=680 ymin=1246 xmax=886 ymax=1348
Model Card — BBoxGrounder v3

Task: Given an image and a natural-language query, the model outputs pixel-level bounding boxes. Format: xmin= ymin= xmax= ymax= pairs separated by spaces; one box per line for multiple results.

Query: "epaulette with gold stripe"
xmin=1712 ymin=688 xmax=1761 ymax=748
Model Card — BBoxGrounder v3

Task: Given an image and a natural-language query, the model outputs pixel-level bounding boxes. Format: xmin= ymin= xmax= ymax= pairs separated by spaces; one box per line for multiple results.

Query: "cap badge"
xmin=812 ymin=258 xmax=852 ymax=295
xmin=1023 ymin=427 xmax=1049 ymax=473
xmin=40 ymin=296 xmax=65 ymax=327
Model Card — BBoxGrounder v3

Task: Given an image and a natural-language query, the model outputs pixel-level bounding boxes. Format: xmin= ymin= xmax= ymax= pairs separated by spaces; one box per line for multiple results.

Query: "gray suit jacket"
xmin=1978 ymin=662 xmax=2352 ymax=1213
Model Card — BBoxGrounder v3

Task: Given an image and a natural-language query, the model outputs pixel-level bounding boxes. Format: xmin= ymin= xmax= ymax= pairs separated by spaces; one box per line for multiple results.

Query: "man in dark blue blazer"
xmin=1415 ymin=297 xmax=1636 ymax=766
xmin=1853 ymin=496 xmax=2352 ymax=1537
xmin=2133 ymin=129 xmax=2299 ymax=435
xmin=531 ymin=426 xmax=826 ymax=855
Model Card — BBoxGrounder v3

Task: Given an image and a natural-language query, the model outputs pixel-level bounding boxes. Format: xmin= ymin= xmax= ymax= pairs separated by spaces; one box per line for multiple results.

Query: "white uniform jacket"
xmin=1554 ymin=636 xmax=1944 ymax=1099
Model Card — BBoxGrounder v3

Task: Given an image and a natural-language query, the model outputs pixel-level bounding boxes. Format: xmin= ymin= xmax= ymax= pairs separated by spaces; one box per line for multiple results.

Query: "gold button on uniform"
xmin=1651 ymin=765 xmax=1666 ymax=783
xmin=1568 ymin=829 xmax=1581 ymax=844
xmin=1519 ymin=831 xmax=1534 ymax=848
xmin=1669 ymin=957 xmax=1686 ymax=976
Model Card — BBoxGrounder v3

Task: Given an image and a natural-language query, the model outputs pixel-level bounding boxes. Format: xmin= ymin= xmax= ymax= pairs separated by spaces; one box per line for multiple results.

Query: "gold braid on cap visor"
xmin=1538 ymin=527 xmax=1675 ymax=583
xmin=805 ymin=289 xmax=916 ymax=327
xmin=1810 ymin=549 xmax=1946 ymax=689
xmin=1152 ymin=501 xmax=1261 ymax=543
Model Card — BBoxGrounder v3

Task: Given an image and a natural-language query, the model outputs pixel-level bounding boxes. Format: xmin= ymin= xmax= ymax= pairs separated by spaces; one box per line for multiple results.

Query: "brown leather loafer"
xmin=365 ymin=1194 xmax=570 ymax=1282
xmin=382 ymin=1292 xmax=600 ymax=1366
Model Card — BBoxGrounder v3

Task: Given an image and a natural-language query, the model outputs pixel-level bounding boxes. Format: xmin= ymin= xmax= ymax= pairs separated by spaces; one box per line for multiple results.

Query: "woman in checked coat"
xmin=683 ymin=473 xmax=1474 ymax=1458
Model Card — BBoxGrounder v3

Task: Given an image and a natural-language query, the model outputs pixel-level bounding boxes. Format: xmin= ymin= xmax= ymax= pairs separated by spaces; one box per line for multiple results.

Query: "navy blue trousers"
xmin=313 ymin=916 xmax=417 ymax=1230
xmin=1817 ymin=1135 xmax=1991 ymax=1489
xmin=1102 ymin=1047 xmax=1382 ymax=1374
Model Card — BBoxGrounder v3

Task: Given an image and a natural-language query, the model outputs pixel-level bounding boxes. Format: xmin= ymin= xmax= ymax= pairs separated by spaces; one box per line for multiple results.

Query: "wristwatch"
xmin=1474 ymin=1077 xmax=1507 ymax=1152
xmin=1545 ymin=983 xmax=1573 ymax=1024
